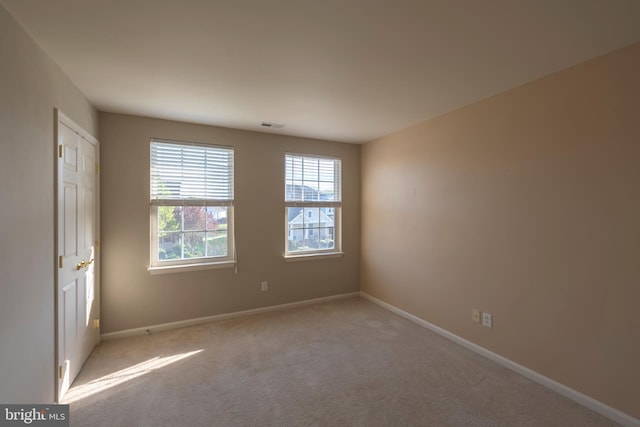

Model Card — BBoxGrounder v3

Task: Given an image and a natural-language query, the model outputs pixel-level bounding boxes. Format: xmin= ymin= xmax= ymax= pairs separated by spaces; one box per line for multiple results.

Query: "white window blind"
xmin=151 ymin=139 xmax=234 ymax=206
xmin=285 ymin=154 xmax=341 ymax=206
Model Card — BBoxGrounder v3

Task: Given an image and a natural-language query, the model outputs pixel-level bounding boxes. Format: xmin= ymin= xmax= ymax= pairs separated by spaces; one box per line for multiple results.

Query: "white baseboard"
xmin=101 ymin=292 xmax=360 ymax=341
xmin=360 ymin=292 xmax=639 ymax=427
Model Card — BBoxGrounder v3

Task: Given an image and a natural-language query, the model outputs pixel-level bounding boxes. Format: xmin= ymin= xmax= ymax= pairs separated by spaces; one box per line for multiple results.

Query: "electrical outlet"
xmin=482 ymin=312 xmax=492 ymax=328
xmin=472 ymin=308 xmax=480 ymax=323
xmin=261 ymin=281 xmax=268 ymax=291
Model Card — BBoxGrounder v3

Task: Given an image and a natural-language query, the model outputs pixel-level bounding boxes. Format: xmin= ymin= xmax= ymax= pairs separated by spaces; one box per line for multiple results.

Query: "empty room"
xmin=1 ymin=1 xmax=639 ymax=426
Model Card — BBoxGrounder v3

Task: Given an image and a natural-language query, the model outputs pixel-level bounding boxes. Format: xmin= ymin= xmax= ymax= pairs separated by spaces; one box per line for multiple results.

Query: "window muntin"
xmin=285 ymin=154 xmax=341 ymax=256
xmin=150 ymin=139 xmax=234 ymax=267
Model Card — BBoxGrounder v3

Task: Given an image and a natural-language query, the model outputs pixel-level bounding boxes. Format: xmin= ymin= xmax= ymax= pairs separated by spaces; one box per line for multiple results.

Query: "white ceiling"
xmin=2 ymin=0 xmax=640 ymax=143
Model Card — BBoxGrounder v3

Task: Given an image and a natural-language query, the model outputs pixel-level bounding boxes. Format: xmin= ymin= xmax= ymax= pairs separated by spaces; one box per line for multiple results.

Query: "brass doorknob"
xmin=76 ymin=258 xmax=94 ymax=270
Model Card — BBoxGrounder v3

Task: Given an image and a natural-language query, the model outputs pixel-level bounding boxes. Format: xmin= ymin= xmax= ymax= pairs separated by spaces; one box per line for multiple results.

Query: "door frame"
xmin=53 ymin=109 xmax=101 ymax=403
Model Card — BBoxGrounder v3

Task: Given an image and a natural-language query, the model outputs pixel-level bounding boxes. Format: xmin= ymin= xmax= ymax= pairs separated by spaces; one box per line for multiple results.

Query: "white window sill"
xmin=284 ymin=252 xmax=344 ymax=262
xmin=148 ymin=260 xmax=236 ymax=275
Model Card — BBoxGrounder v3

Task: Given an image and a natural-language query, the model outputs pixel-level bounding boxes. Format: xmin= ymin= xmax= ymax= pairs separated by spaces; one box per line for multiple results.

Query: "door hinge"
xmin=58 ymin=145 xmax=63 ymax=158
xmin=59 ymin=256 xmax=63 ymax=269
xmin=59 ymin=365 xmax=63 ymax=379
xmin=93 ymin=318 xmax=100 ymax=329
xmin=95 ymin=241 xmax=100 ymax=251
xmin=95 ymin=163 xmax=99 ymax=174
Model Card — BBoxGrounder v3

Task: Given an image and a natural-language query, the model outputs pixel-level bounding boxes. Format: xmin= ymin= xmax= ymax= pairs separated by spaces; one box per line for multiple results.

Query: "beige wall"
xmin=361 ymin=43 xmax=640 ymax=418
xmin=0 ymin=5 xmax=98 ymax=403
xmin=99 ymin=113 xmax=360 ymax=333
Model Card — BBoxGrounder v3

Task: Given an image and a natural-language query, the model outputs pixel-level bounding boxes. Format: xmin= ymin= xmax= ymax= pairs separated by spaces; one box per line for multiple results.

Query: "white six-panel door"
xmin=56 ymin=111 xmax=100 ymax=401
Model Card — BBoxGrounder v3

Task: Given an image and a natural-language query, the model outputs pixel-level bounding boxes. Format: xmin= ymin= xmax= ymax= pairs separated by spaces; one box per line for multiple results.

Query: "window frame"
xmin=148 ymin=138 xmax=235 ymax=272
xmin=284 ymin=153 xmax=342 ymax=259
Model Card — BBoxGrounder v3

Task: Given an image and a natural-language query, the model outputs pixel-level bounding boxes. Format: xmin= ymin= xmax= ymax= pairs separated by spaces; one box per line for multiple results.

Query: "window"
xmin=285 ymin=154 xmax=341 ymax=257
xmin=150 ymin=139 xmax=234 ymax=270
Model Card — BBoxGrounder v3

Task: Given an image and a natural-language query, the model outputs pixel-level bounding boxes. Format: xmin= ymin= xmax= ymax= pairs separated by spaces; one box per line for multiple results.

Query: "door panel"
xmin=63 ymin=184 xmax=77 ymax=257
xmin=62 ymin=280 xmax=77 ymax=360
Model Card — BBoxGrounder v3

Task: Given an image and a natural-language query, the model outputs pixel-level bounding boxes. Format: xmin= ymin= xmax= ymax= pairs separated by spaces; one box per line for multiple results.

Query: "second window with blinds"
xmin=285 ymin=153 xmax=342 ymax=258
xmin=149 ymin=139 xmax=235 ymax=271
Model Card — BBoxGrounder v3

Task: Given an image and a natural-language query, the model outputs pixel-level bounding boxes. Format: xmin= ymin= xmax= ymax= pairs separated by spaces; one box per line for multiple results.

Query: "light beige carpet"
xmin=64 ymin=297 xmax=619 ymax=426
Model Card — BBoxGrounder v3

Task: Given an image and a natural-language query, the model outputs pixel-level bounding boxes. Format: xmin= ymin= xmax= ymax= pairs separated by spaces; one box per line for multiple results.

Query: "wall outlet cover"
xmin=482 ymin=312 xmax=492 ymax=328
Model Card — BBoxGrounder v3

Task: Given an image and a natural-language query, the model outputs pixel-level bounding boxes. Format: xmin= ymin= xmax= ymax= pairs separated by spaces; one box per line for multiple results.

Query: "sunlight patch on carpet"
xmin=63 ymin=350 xmax=203 ymax=403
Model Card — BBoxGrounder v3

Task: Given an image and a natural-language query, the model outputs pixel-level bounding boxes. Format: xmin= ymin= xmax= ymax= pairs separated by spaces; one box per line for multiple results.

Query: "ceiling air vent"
xmin=261 ymin=122 xmax=285 ymax=129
